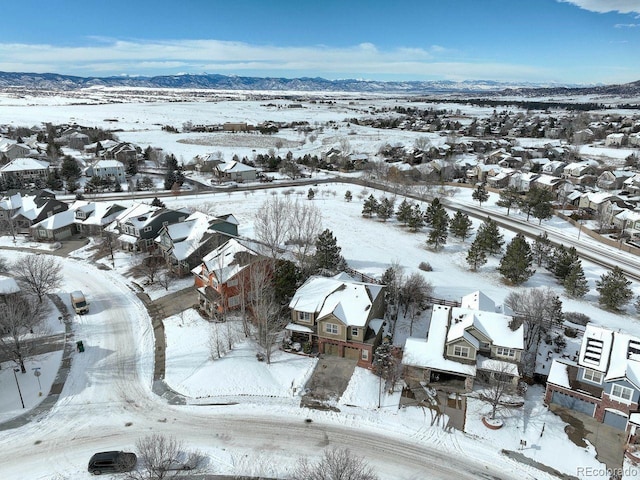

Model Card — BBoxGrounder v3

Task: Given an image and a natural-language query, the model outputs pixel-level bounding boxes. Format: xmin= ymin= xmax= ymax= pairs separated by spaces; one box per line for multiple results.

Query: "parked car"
xmin=88 ymin=451 xmax=137 ymax=475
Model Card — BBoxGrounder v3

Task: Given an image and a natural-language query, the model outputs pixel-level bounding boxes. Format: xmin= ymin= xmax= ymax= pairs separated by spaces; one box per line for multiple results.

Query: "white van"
xmin=70 ymin=290 xmax=89 ymax=314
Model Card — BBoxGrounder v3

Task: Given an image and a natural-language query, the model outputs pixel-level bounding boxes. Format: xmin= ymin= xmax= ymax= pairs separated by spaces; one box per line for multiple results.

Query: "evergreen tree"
xmin=344 ymin=190 xmax=352 ymax=202
xmin=114 ymin=181 xmax=123 ymax=193
xmin=307 ymin=188 xmax=315 ymax=200
xmin=426 ymin=209 xmax=449 ymax=251
xmin=475 ymin=217 xmax=504 ymax=255
xmin=425 ymin=197 xmax=444 ymax=226
xmin=314 ymin=229 xmax=347 ymax=274
xmin=163 ymin=154 xmax=184 ymax=190
xmin=126 ymin=158 xmax=138 ymax=176
xmin=596 ymin=266 xmax=633 ymax=311
xmin=498 ymin=233 xmax=535 ymax=284
xmin=449 ymin=210 xmax=473 ymax=241
xmin=551 ymin=245 xmax=579 ymax=280
xmin=563 ymin=261 xmax=589 ymax=298
xmin=532 ymin=231 xmax=552 ymax=267
xmin=151 ymin=197 xmax=166 ymax=208
xmin=362 ymin=194 xmax=379 ymax=218
xmin=519 ymin=186 xmax=554 ymax=222
xmin=472 ymin=182 xmax=489 ymax=207
xmin=60 ymin=155 xmax=81 ymax=182
xmin=46 ymin=170 xmax=64 ymax=191
xmin=496 ymin=186 xmax=520 ymax=216
xmin=377 ymin=197 xmax=395 ymax=222
xmin=466 ymin=238 xmax=487 ymax=271
xmin=396 ymin=199 xmax=412 ymax=226
xmin=273 ymin=259 xmax=301 ymax=306
xmin=406 ymin=204 xmax=424 ymax=232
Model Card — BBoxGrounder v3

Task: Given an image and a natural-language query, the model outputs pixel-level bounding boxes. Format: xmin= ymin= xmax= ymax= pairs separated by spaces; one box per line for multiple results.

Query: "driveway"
xmin=300 ymin=355 xmax=357 ymax=410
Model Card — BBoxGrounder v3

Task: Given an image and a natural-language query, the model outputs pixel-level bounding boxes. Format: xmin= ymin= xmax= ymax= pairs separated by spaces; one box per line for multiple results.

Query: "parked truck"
xmin=70 ymin=290 xmax=89 ymax=314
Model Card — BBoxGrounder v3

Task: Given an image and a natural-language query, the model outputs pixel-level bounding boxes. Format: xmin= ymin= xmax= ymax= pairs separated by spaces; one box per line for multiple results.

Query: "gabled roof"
xmin=218 ymin=160 xmax=256 ymax=173
xmin=289 ymin=273 xmax=384 ymax=328
xmin=198 ymin=238 xmax=262 ymax=284
xmin=157 ymin=211 xmax=220 ymax=261
xmin=32 ymin=209 xmax=76 ymax=230
xmin=447 ymin=306 xmax=523 ymax=350
xmin=0 ymin=275 xmax=20 ymax=295
xmin=0 ymin=157 xmax=49 ymax=172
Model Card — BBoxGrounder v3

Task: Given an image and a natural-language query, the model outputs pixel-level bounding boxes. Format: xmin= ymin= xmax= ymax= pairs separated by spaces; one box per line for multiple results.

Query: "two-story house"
xmin=545 ymin=324 xmax=640 ymax=432
xmin=191 ymin=238 xmax=269 ymax=317
xmin=73 ymin=201 xmax=128 ymax=237
xmin=287 ymin=273 xmax=386 ymax=368
xmin=0 ymin=158 xmax=50 ymax=185
xmin=155 ymin=211 xmax=239 ymax=276
xmin=402 ymin=291 xmax=524 ymax=393
xmin=0 ymin=191 xmax=68 ymax=235
xmin=105 ymin=203 xmax=190 ymax=252
xmin=215 ymin=160 xmax=257 ymax=182
xmin=84 ymin=159 xmax=126 ymax=184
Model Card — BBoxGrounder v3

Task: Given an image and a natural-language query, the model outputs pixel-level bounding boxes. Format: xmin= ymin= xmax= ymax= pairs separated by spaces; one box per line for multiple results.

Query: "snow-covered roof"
xmin=579 ymin=324 xmax=614 ymax=373
xmin=289 ymin=274 xmax=384 ymax=328
xmin=199 ymin=238 xmax=261 ymax=284
xmin=32 ymin=209 xmax=76 ymax=230
xmin=0 ymin=275 xmax=20 ymax=295
xmin=157 ymin=211 xmax=217 ymax=261
xmin=92 ymin=159 xmax=124 ymax=169
xmin=218 ymin=160 xmax=256 ymax=173
xmin=284 ymin=323 xmax=313 ymax=333
xmin=460 ymin=290 xmax=495 ymax=312
xmin=547 ymin=359 xmax=573 ymax=389
xmin=476 ymin=355 xmax=519 ymax=376
xmin=0 ymin=157 xmax=49 ymax=172
xmin=402 ymin=305 xmax=476 ymax=376
xmin=447 ymin=306 xmax=523 ymax=350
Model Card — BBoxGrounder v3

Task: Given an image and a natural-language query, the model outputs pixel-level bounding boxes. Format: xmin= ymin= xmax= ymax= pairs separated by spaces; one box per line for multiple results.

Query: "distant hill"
xmin=0 ymin=71 xmax=638 ymax=96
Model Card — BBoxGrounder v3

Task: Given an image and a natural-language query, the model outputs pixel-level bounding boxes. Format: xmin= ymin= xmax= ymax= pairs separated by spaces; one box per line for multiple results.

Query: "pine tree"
xmin=426 ymin=209 xmax=449 ymax=251
xmin=472 ymin=182 xmax=489 ymax=207
xmin=563 ymin=261 xmax=589 ymax=298
xmin=314 ymin=229 xmax=347 ymax=274
xmin=407 ymin=204 xmax=425 ymax=232
xmin=551 ymin=246 xmax=579 ymax=280
xmin=377 ymin=197 xmax=395 ymax=222
xmin=425 ymin=197 xmax=444 ymax=226
xmin=466 ymin=238 xmax=487 ymax=271
xmin=596 ymin=266 xmax=633 ymax=311
xmin=163 ymin=154 xmax=185 ymax=190
xmin=475 ymin=217 xmax=504 ymax=255
xmin=396 ymin=199 xmax=412 ymax=226
xmin=151 ymin=197 xmax=165 ymax=208
xmin=344 ymin=190 xmax=352 ymax=202
xmin=126 ymin=158 xmax=138 ymax=176
xmin=449 ymin=210 xmax=473 ymax=241
xmin=498 ymin=233 xmax=535 ymax=285
xmin=532 ymin=231 xmax=552 ymax=267
xmin=362 ymin=194 xmax=379 ymax=218
xmin=496 ymin=186 xmax=520 ymax=216
xmin=307 ymin=188 xmax=315 ymax=200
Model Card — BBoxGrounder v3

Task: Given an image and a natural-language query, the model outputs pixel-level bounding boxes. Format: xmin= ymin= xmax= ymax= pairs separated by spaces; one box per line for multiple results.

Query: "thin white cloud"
xmin=558 ymin=0 xmax=640 ymax=14
xmin=614 ymin=22 xmax=640 ymax=27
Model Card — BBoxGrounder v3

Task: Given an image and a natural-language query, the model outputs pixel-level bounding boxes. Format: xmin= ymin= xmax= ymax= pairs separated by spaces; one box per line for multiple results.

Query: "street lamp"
xmin=12 ymin=368 xmax=25 ymax=409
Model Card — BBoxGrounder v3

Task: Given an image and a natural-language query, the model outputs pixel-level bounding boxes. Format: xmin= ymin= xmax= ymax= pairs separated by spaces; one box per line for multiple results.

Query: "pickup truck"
xmin=70 ymin=290 xmax=89 ymax=314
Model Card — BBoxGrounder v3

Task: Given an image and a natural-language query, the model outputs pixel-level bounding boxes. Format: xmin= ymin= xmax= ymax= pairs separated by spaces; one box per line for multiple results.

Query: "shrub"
xmin=564 ymin=327 xmax=578 ymax=338
xmin=303 ymin=342 xmax=312 ymax=354
xmin=418 ymin=261 xmax=433 ymax=272
xmin=564 ymin=311 xmax=590 ymax=326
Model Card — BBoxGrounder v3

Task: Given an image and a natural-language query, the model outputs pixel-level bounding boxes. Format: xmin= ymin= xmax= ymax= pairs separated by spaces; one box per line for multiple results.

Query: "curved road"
xmin=0 ymin=257 xmax=547 ymax=480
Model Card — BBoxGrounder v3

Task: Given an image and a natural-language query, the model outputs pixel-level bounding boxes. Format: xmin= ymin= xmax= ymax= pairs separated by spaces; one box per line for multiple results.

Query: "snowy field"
xmin=1 ymin=94 xmax=640 ymax=479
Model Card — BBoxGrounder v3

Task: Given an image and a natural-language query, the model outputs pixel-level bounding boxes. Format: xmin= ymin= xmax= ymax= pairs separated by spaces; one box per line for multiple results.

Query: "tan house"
xmin=403 ymin=291 xmax=524 ymax=393
xmin=287 ymin=273 xmax=386 ymax=368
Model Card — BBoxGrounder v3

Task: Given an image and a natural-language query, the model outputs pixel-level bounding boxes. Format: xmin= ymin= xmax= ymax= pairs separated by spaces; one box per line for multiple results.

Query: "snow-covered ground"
xmin=1 ymin=96 xmax=640 ymax=479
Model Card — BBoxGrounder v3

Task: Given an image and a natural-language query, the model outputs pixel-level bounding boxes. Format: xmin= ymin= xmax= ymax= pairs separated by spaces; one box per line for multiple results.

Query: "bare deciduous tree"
xmin=287 ymin=200 xmax=323 ymax=274
xmin=249 ymin=262 xmax=282 ymax=364
xmin=399 ymin=272 xmax=433 ymax=336
xmin=13 ymin=255 xmax=63 ymax=303
xmin=254 ymin=196 xmax=292 ymax=259
xmin=477 ymin=361 xmax=519 ymax=420
xmin=505 ymin=287 xmax=562 ymax=378
xmin=126 ymin=434 xmax=206 ymax=480
xmin=132 ymin=256 xmax=166 ymax=285
xmin=0 ymin=291 xmax=48 ymax=373
xmin=291 ymin=447 xmax=378 ymax=480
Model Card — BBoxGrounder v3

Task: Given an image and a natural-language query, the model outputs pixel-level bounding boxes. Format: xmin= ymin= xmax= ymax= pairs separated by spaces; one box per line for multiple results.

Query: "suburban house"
xmin=155 ymin=211 xmax=239 ymax=276
xmin=30 ymin=209 xmax=78 ymax=241
xmin=73 ymin=201 xmax=128 ymax=237
xmin=84 ymin=159 xmax=126 ymax=184
xmin=0 ymin=191 xmax=68 ymax=235
xmin=562 ymin=160 xmax=598 ymax=185
xmin=287 ymin=273 xmax=386 ymax=368
xmin=105 ymin=203 xmax=190 ymax=252
xmin=0 ymin=158 xmax=50 ymax=184
xmin=191 ymin=238 xmax=269 ymax=317
xmin=402 ymin=291 xmax=524 ymax=393
xmin=578 ymin=192 xmax=620 ymax=217
xmin=0 ymin=141 xmax=31 ymax=161
xmin=596 ymin=170 xmax=635 ymax=191
xmin=605 ymin=133 xmax=625 ymax=147
xmin=544 ymin=324 xmax=640 ymax=434
xmin=509 ymin=171 xmax=540 ymax=192
xmin=67 ymin=132 xmax=90 ymax=150
xmin=0 ymin=275 xmax=21 ymax=327
xmin=103 ymin=142 xmax=139 ymax=163
xmin=215 ymin=160 xmax=257 ymax=182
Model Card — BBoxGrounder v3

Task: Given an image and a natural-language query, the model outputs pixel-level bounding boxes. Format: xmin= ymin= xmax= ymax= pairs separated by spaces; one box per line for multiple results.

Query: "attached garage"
xmin=551 ymin=391 xmax=596 ymax=416
xmin=603 ymin=409 xmax=628 ymax=430
xmin=344 ymin=346 xmax=360 ymax=360
xmin=324 ymin=343 xmax=339 ymax=356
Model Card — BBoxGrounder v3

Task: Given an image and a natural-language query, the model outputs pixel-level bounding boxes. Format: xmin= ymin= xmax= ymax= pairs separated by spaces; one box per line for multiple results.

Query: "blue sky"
xmin=0 ymin=0 xmax=639 ymax=84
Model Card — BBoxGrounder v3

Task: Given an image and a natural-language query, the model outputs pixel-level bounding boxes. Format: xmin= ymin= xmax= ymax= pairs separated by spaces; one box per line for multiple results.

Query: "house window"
xmin=325 ymin=323 xmax=339 ymax=335
xmin=582 ymin=369 xmax=603 ymax=384
xmin=361 ymin=349 xmax=369 ymax=361
xmin=351 ymin=327 xmax=358 ymax=337
xmin=228 ymin=295 xmax=241 ymax=308
xmin=227 ymin=278 xmax=238 ymax=287
xmin=298 ymin=311 xmax=311 ymax=322
xmin=143 ymin=226 xmax=152 ymax=233
xmin=496 ymin=347 xmax=516 ymax=358
xmin=611 ymin=384 xmax=633 ymax=402
xmin=453 ymin=345 xmax=470 ymax=358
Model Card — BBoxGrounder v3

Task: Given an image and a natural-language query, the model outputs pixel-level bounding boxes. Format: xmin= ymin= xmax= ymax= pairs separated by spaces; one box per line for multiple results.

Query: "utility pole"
xmin=13 ymin=368 xmax=25 ymax=409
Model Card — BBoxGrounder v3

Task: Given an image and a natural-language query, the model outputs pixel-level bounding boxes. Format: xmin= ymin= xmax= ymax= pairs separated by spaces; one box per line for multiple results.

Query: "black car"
xmin=88 ymin=451 xmax=137 ymax=475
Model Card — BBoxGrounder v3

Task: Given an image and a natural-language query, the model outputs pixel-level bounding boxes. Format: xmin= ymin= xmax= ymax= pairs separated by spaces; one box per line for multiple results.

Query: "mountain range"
xmin=0 ymin=71 xmax=639 ymax=97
